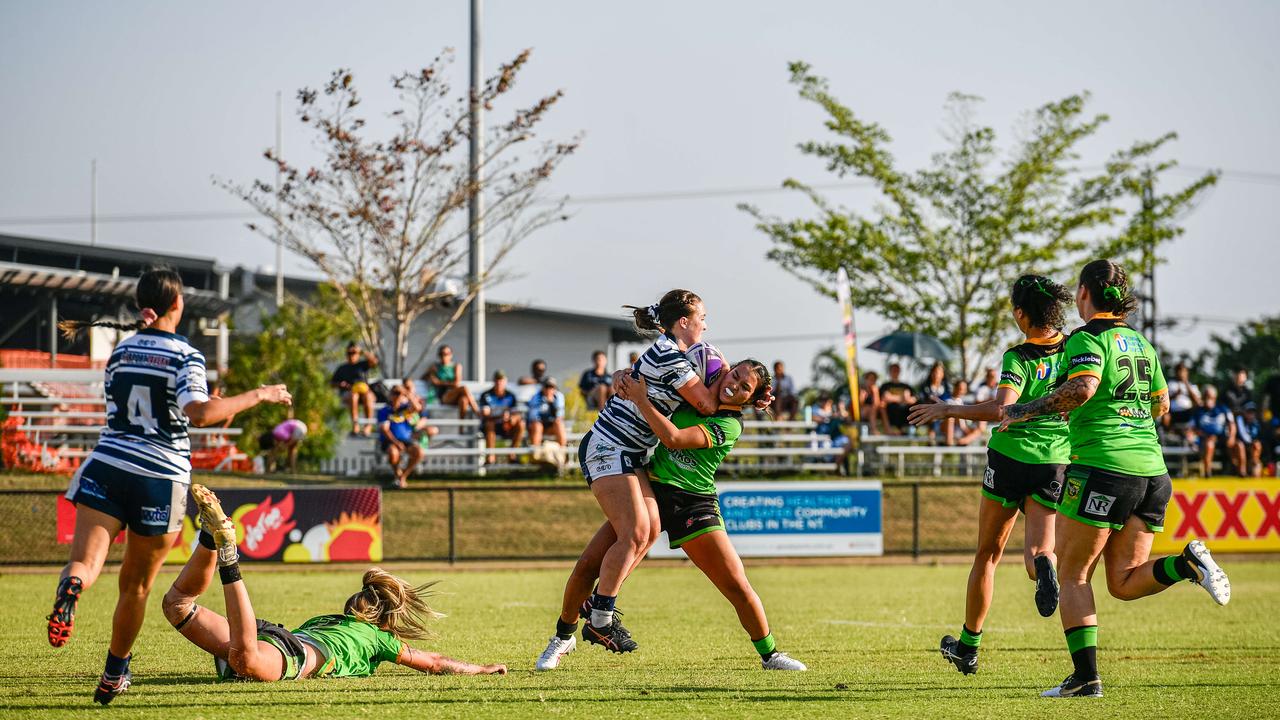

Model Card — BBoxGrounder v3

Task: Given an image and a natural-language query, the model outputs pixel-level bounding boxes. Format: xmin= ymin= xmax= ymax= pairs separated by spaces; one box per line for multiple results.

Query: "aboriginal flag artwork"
xmin=57 ymin=487 xmax=382 ymax=564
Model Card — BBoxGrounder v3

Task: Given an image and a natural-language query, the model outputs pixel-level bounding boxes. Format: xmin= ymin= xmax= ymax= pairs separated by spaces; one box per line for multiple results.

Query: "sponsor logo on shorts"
xmin=1085 ymin=491 xmax=1116 ymax=515
xmin=77 ymin=476 xmax=107 ymax=500
xmin=686 ymin=514 xmax=718 ymax=528
xmin=1048 ymin=478 xmax=1063 ymax=501
xmin=1066 ymin=477 xmax=1082 ymax=500
xmin=138 ymin=505 xmax=171 ymax=526
xmin=983 ymin=466 xmax=995 ymax=488
xmin=1071 ymin=353 xmax=1102 ymax=368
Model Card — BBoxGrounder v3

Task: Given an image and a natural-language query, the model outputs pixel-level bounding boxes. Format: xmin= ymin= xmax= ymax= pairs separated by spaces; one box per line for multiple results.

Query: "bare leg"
xmin=222 ymin=577 xmax=286 ymax=681
xmin=560 ymin=522 xmax=615 ymax=624
xmin=1056 ymin=513 xmax=1110 ymax=631
xmin=1102 ymin=515 xmax=1170 ymax=601
xmin=109 ymin=530 xmax=179 ymax=659
xmin=590 ymin=474 xmax=650 ymax=597
xmin=529 ymin=420 xmax=544 ymax=447
xmin=1023 ymin=500 xmax=1057 ymax=580
xmin=62 ymin=505 xmax=123 ymax=591
xmin=162 ymin=543 xmax=231 ymax=658
xmin=681 ymin=531 xmax=769 ymax=641
xmin=552 ymin=419 xmax=567 ymax=447
xmin=963 ymin=498 xmax=1018 ymax=633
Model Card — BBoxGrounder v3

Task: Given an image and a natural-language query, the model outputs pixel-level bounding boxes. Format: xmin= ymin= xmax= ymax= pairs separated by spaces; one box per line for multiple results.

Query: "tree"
xmin=219 ymin=50 xmax=579 ymax=377
xmin=742 ymin=62 xmax=1217 ymax=379
xmin=223 ymin=285 xmax=359 ymax=469
xmin=1195 ymin=315 xmax=1280 ymax=389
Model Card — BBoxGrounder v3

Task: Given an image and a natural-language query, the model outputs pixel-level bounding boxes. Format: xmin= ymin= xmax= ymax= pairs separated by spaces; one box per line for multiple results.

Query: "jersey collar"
xmin=1024 ymin=332 xmax=1064 ymax=346
xmin=1088 ymin=312 xmax=1124 ymax=321
xmin=139 ymin=327 xmax=188 ymax=342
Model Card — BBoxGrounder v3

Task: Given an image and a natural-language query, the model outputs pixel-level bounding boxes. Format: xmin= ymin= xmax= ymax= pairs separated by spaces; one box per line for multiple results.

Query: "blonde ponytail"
xmin=343 ymin=567 xmax=444 ymax=641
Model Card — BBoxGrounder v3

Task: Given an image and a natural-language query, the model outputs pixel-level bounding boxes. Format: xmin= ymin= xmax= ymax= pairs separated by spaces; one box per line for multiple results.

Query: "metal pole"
xmin=467 ymin=0 xmax=486 ymax=381
xmin=90 ymin=159 xmax=97 ymax=247
xmin=911 ymin=482 xmax=920 ymax=559
xmin=1142 ymin=171 xmax=1157 ymax=347
xmin=49 ymin=297 xmax=58 ymax=368
xmin=275 ymin=91 xmax=284 ymax=309
xmin=447 ymin=488 xmax=457 ymax=564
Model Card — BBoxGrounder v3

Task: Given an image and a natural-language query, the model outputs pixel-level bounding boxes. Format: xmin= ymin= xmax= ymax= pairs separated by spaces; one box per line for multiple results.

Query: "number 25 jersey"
xmin=96 ymin=328 xmax=210 ymax=479
xmin=1062 ymin=314 xmax=1168 ymax=477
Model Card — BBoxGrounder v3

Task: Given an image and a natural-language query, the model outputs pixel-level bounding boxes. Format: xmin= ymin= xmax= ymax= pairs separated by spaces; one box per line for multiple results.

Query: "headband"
xmin=644 ymin=303 xmax=660 ymax=323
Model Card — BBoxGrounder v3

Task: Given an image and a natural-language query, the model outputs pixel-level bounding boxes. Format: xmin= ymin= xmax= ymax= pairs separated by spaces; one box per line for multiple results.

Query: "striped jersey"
xmin=92 ymin=328 xmax=210 ymax=480
xmin=591 ymin=334 xmax=699 ymax=451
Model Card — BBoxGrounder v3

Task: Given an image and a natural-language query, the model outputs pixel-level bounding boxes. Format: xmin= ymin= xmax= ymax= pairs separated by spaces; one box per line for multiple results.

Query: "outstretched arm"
xmin=908 ymin=387 xmax=1019 ymax=426
xmin=395 ymin=645 xmax=506 ymax=676
xmin=1000 ymin=376 xmax=1098 ymax=429
xmin=185 ymin=385 xmax=291 ymax=427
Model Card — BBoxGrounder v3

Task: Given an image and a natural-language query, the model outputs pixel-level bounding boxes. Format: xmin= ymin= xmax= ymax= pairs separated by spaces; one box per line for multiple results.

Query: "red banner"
xmin=1151 ymin=479 xmax=1280 ymax=554
xmin=57 ymin=487 xmax=382 ymax=563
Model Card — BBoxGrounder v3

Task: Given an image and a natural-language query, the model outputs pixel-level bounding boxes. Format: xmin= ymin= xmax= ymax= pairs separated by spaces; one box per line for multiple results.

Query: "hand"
xmin=997 ymin=404 xmax=1029 ymax=432
xmin=616 ymin=373 xmax=647 ymax=402
xmin=257 ymin=384 xmax=292 ymax=405
xmin=482 ymin=664 xmax=507 ymax=676
xmin=755 ymin=387 xmax=775 ymax=411
xmin=907 ymin=400 xmax=948 ymax=426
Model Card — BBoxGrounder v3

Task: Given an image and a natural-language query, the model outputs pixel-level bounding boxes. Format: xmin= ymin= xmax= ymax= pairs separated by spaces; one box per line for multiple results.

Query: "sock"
xmin=1065 ymin=625 xmax=1098 ymax=681
xmin=1153 ymin=555 xmax=1196 ymax=585
xmin=218 ymin=562 xmax=242 ymax=585
xmin=589 ymin=592 xmax=616 ymax=628
xmin=752 ymin=633 xmax=777 ymax=659
xmin=103 ymin=651 xmax=130 ymax=679
xmin=198 ymin=530 xmax=216 ymax=550
xmin=215 ymin=541 xmax=239 ymax=568
xmin=555 ymin=618 xmax=578 ymax=640
xmin=957 ymin=625 xmax=982 ymax=655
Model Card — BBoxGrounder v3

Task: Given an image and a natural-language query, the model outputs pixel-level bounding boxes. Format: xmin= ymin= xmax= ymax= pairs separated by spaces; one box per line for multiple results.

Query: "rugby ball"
xmin=685 ymin=342 xmax=726 ymax=384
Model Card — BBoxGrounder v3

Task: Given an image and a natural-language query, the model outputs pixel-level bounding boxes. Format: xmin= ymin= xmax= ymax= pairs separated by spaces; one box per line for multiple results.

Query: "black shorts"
xmin=982 ymin=448 xmax=1065 ymax=511
xmin=65 ymin=457 xmax=187 ymax=536
xmin=651 ymin=480 xmax=724 ymax=549
xmin=1058 ymin=465 xmax=1172 ymax=532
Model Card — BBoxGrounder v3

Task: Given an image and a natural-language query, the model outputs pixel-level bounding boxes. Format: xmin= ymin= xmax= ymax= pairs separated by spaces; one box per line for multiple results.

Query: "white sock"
xmin=590 ymin=608 xmax=614 ymax=628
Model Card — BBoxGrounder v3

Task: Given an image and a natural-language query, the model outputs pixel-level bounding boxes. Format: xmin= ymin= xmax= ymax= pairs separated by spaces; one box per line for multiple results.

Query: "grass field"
xmin=2 ymin=559 xmax=1278 ymax=719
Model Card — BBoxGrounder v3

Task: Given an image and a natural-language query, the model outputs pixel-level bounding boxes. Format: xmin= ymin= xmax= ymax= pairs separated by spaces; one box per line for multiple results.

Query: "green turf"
xmin=2 ymin=560 xmax=1277 ymax=719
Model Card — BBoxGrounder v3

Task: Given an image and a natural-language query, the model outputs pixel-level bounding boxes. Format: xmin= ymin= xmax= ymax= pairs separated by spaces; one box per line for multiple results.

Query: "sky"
xmin=1 ymin=0 xmax=1277 ymax=386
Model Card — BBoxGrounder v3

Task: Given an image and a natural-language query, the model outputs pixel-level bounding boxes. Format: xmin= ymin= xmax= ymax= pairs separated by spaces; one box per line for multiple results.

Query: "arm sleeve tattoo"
xmin=1004 ymin=376 xmax=1098 ymax=421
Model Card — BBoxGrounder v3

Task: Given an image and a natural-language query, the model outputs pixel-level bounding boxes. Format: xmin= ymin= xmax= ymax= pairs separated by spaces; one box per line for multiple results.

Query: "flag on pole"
xmin=836 ymin=268 xmax=861 ymax=466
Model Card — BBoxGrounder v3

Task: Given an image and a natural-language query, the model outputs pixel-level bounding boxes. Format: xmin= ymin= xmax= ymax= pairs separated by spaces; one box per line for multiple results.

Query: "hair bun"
xmin=1102 ymin=286 xmax=1123 ymax=300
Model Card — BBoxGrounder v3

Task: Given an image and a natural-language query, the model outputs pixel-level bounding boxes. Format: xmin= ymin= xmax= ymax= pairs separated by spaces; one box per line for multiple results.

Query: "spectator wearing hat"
xmin=1235 ymin=403 xmax=1264 ymax=477
xmin=479 ymin=370 xmax=525 ymax=464
xmin=331 ymin=342 xmax=379 ymax=435
xmin=527 ymin=377 xmax=567 ymax=447
xmin=578 ymin=350 xmax=613 ymax=410
xmin=519 ymin=358 xmax=549 ymax=387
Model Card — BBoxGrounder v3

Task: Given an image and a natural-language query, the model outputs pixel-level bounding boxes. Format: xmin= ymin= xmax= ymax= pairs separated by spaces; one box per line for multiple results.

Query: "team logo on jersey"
xmin=1085 ymin=491 xmax=1117 ymax=516
xmin=1035 ymin=361 xmax=1050 ymax=380
xmin=1115 ymin=335 xmax=1129 ymax=352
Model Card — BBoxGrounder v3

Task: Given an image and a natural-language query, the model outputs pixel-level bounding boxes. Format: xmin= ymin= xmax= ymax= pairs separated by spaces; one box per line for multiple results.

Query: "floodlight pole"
xmin=467 ymin=0 xmax=486 ymax=380
xmin=275 ymin=90 xmax=285 ymax=309
xmin=90 ymin=159 xmax=97 ymax=247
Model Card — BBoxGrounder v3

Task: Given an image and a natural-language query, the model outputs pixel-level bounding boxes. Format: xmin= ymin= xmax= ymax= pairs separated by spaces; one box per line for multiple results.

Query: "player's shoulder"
xmin=1008 ymin=334 xmax=1066 ymax=362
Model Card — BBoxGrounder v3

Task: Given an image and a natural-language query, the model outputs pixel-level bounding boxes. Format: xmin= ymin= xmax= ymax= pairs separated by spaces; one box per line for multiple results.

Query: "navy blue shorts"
xmin=65 ymin=457 xmax=187 ymax=536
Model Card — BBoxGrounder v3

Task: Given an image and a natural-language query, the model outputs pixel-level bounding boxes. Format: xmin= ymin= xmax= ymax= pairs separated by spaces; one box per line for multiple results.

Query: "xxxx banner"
xmin=1152 ymin=479 xmax=1280 ymax=554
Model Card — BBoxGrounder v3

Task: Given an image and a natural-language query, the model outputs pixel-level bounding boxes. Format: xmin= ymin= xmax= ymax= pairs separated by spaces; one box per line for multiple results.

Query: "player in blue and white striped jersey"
xmin=49 ymin=267 xmax=292 ymax=706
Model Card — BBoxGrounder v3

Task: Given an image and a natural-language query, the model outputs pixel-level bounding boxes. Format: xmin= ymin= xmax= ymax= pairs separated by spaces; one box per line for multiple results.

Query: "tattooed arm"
xmin=1150 ymin=391 xmax=1171 ymax=421
xmin=396 ymin=645 xmax=507 ymax=675
xmin=999 ymin=375 xmax=1099 ymax=430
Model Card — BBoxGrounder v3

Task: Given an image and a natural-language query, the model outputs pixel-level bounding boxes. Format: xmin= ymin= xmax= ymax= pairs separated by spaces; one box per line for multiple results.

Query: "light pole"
xmin=467 ymin=0 xmax=486 ymax=381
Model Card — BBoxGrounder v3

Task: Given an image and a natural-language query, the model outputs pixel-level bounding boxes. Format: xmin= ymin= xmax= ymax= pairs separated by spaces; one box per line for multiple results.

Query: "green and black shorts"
xmin=982 ymin=448 xmax=1064 ymax=511
xmin=1058 ymin=465 xmax=1172 ymax=532
xmin=651 ymin=481 xmax=724 ymax=549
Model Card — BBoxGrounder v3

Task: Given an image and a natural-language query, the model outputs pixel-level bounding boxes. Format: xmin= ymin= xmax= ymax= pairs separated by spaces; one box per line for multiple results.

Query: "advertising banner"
xmin=1151 ymin=479 xmax=1280 ymax=554
xmin=649 ymin=481 xmax=883 ymax=558
xmin=57 ymin=486 xmax=382 ymax=563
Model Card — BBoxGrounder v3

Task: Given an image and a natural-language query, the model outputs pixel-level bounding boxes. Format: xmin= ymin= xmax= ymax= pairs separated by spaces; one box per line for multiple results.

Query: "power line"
xmin=0 ymin=166 xmax=1275 ymax=228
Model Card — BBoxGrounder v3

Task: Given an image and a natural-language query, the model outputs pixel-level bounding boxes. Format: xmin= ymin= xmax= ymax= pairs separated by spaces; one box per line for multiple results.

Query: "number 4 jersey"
xmin=1062 ymin=314 xmax=1168 ymax=477
xmin=96 ymin=328 xmax=210 ymax=479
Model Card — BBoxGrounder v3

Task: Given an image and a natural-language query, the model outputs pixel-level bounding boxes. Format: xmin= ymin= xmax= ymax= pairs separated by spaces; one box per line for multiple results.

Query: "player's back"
xmin=96 ymin=328 xmax=209 ymax=478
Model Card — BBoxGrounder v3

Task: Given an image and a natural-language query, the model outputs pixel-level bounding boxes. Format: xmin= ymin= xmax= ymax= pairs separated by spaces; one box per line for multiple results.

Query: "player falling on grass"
xmin=999 ymin=259 xmax=1230 ymax=698
xmin=567 ymin=290 xmax=733 ymax=654
xmin=538 ymin=357 xmax=804 ymax=671
xmin=161 ymin=485 xmax=506 ymax=681
xmin=907 ymin=274 xmax=1072 ymax=675
xmin=49 ymin=267 xmax=293 ymax=705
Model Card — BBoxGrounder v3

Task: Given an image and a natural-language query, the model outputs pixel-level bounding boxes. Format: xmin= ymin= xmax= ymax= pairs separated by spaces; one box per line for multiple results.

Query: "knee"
xmin=161 ymin=587 xmax=192 ymax=626
xmin=1105 ymin=571 xmax=1140 ymax=601
xmin=973 ymin=541 xmax=1004 ymax=567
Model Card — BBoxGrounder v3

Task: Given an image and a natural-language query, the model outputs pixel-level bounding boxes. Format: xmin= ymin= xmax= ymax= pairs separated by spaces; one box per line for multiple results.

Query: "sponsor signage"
xmin=1151 ymin=479 xmax=1280 ymax=554
xmin=57 ymin=486 xmax=382 ymax=563
xmin=649 ymin=481 xmax=883 ymax=558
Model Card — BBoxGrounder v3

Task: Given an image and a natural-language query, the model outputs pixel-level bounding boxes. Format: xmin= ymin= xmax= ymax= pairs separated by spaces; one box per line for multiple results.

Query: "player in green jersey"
xmin=161 ymin=485 xmax=507 ymax=683
xmin=907 ymin=274 xmax=1073 ymax=675
xmin=1000 ymin=260 xmax=1230 ymax=699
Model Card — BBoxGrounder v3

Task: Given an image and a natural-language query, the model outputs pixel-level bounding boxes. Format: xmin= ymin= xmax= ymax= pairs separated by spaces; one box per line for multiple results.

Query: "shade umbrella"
xmin=865 ymin=330 xmax=955 ymax=362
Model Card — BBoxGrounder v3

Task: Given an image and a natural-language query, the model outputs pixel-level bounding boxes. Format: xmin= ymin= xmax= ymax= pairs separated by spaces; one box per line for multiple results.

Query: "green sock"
xmin=752 ymin=633 xmax=777 ymax=657
xmin=1065 ymin=625 xmax=1099 ymax=681
xmin=959 ymin=625 xmax=982 ymax=653
xmin=1153 ymin=555 xmax=1196 ymax=585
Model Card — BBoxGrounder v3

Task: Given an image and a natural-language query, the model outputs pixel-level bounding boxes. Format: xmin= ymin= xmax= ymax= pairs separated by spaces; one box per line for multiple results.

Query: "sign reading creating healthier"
xmin=650 ymin=481 xmax=883 ymax=558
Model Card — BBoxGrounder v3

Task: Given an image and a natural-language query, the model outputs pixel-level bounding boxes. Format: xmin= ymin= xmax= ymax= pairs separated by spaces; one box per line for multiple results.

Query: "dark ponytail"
xmin=624 ymin=289 xmax=702 ymax=336
xmin=1078 ymin=259 xmax=1139 ymax=316
xmin=1011 ymin=274 xmax=1072 ymax=329
xmin=59 ymin=266 xmax=184 ymax=340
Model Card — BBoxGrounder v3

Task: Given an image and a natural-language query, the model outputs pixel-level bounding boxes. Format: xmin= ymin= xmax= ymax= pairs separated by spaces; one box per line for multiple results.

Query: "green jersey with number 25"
xmin=1061 ymin=314 xmax=1169 ymax=477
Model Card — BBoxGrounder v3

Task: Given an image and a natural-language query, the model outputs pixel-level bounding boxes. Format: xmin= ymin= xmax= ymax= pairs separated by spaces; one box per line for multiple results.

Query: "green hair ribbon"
xmin=1102 ymin=286 xmax=1123 ymax=301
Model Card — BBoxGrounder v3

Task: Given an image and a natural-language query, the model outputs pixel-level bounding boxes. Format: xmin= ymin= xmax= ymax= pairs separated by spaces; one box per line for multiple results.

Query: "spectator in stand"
xmin=1164 ymin=362 xmax=1202 ymax=433
xmin=772 ymin=361 xmax=799 ymax=421
xmin=972 ymin=367 xmax=999 ymax=404
xmin=479 ymin=370 xmax=525 ymax=464
xmin=1191 ymin=385 xmax=1237 ymax=478
xmin=527 ymin=377 xmax=567 ymax=448
xmin=879 ymin=363 xmax=917 ymax=434
xmin=578 ymin=350 xmax=613 ymax=410
xmin=1263 ymin=364 xmax=1280 ymax=468
xmin=256 ymin=415 xmax=308 ymax=474
xmin=331 ymin=342 xmax=378 ymax=435
xmin=858 ymin=370 xmax=881 ymax=434
xmin=519 ymin=359 xmax=549 ymax=386
xmin=1223 ymin=368 xmax=1254 ymax=415
xmin=809 ymin=392 xmax=852 ymax=473
xmin=399 ymin=379 xmax=438 ymax=450
xmin=377 ymin=385 xmax=423 ymax=488
xmin=918 ymin=362 xmax=951 ymax=443
xmin=943 ymin=379 xmax=985 ymax=446
xmin=422 ymin=345 xmax=479 ymax=419
xmin=1235 ymin=403 xmax=1264 ymax=477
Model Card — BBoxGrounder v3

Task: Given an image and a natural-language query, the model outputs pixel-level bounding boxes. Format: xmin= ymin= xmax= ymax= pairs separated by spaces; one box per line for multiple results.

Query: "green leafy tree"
xmin=224 ymin=285 xmax=359 ymax=469
xmin=1196 ymin=315 xmax=1280 ymax=391
xmin=742 ymin=63 xmax=1218 ymax=379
